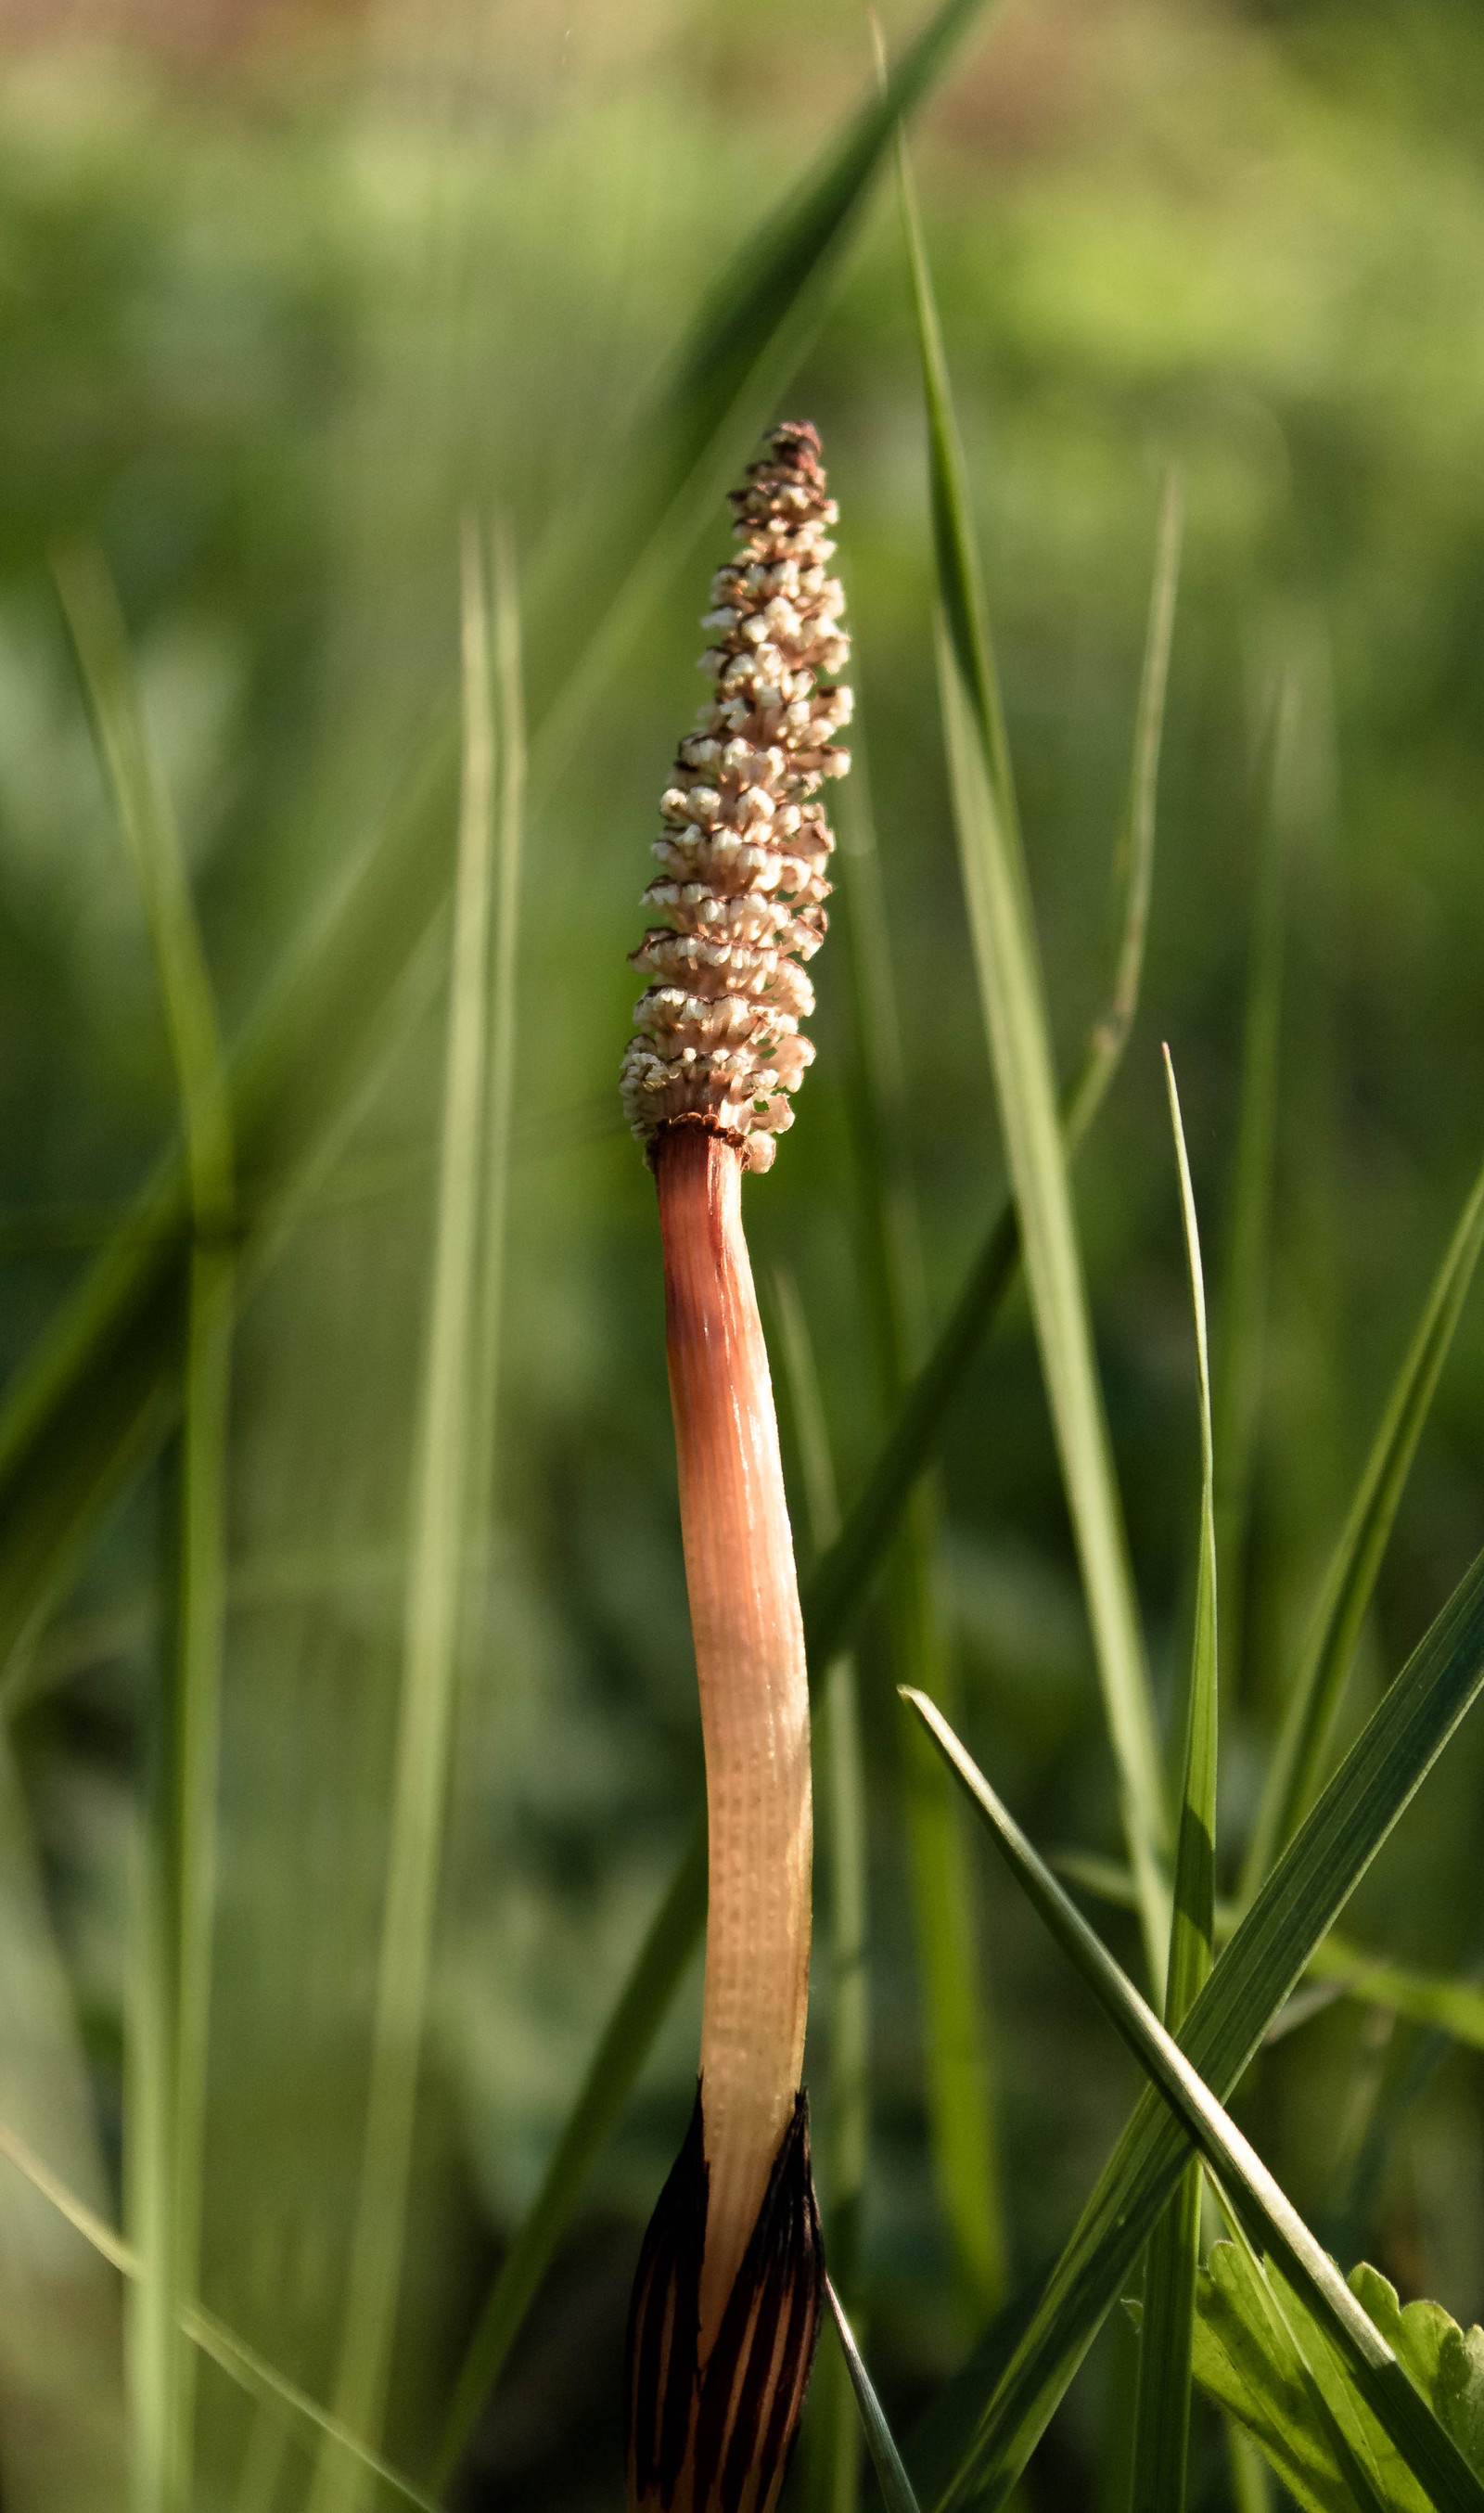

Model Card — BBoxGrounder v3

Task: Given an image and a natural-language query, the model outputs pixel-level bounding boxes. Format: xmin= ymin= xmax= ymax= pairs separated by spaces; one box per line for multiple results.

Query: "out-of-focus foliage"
xmin=2 ymin=1 xmax=1484 ymax=2506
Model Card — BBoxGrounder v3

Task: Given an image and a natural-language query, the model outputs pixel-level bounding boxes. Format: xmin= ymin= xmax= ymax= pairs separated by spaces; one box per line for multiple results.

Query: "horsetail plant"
xmin=620 ymin=422 xmax=851 ymax=2513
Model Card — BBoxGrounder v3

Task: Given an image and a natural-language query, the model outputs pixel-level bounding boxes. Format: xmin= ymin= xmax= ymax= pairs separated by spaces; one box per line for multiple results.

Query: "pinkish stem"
xmin=657 ymin=1120 xmax=813 ymax=2357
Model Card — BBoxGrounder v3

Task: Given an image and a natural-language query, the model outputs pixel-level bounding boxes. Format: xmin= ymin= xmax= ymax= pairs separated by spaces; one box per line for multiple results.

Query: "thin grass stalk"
xmin=897 ymin=126 xmax=1171 ymax=1985
xmin=428 ymin=455 xmax=1182 ymax=2483
xmin=772 ymin=1272 xmax=868 ymax=2513
xmin=0 ymin=2107 xmax=442 ymax=2513
xmin=1060 ymin=471 xmax=1182 ymax=1151
xmin=1212 ymin=672 xmax=1294 ymax=1700
xmin=55 ymin=547 xmax=236 ymax=2513
xmin=1128 ymin=1051 xmax=1220 ymax=2511
xmin=836 ymin=763 xmax=1005 ymax=2325
xmin=306 ymin=527 xmax=500 ymax=2513
xmin=467 ymin=518 xmax=526 ymax=1555
xmin=825 ymin=2283 xmax=924 ymax=2513
xmin=1240 ymin=1141 xmax=1484 ymax=1899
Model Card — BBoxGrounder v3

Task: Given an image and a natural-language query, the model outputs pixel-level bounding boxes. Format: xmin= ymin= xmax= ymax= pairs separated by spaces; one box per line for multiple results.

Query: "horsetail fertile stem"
xmin=620 ymin=423 xmax=852 ymax=2513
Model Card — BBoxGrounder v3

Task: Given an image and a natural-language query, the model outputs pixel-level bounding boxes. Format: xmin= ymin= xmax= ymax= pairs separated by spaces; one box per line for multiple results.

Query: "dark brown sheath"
xmin=625 ymin=2087 xmax=824 ymax=2513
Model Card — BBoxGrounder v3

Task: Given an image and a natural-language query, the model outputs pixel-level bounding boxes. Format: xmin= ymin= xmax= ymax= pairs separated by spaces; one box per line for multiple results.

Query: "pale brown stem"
xmin=656 ymin=1122 xmax=812 ymax=2358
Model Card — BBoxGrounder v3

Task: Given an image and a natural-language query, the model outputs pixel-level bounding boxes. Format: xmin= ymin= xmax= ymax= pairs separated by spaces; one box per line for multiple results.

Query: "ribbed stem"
xmin=657 ymin=1122 xmax=812 ymax=2354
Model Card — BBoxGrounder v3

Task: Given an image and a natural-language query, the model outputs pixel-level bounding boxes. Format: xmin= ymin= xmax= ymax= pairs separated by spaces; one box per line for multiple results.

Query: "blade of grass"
xmin=1053 ymin=1852 xmax=1484 ymax=2052
xmin=1211 ymin=673 xmax=1294 ymax=1700
xmin=1241 ymin=1143 xmax=1484 ymax=1898
xmin=1060 ymin=472 xmax=1183 ymax=1151
xmin=827 ymin=2280 xmax=925 ymax=2513
xmin=900 ymin=133 xmax=1170 ymax=1986
xmin=905 ymin=1687 xmax=1484 ymax=2513
xmin=0 ymin=2109 xmax=441 ymax=2513
xmin=56 ymin=546 xmax=235 ymax=2513
xmin=0 ymin=0 xmax=1002 ymax=1684
xmin=467 ymin=520 xmax=526 ymax=1561
xmin=1128 ymin=1050 xmax=1221 ymax=2512
xmin=837 ymin=756 xmax=1005 ymax=2327
xmin=428 ymin=466 xmax=1183 ymax=2486
xmin=0 ymin=1730 xmax=127 ymax=2508
xmin=772 ymin=1272 xmax=869 ymax=2513
xmin=304 ymin=527 xmax=501 ymax=2513
xmin=895 ymin=1541 xmax=1484 ymax=2511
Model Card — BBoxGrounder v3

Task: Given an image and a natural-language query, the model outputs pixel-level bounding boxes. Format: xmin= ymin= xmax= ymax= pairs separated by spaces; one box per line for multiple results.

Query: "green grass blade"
xmin=0 ymin=2109 xmax=441 ymax=2513
xmin=1158 ymin=1050 xmax=1220 ymax=2036
xmin=1211 ymin=674 xmax=1294 ymax=1697
xmin=0 ymin=1733 xmax=127 ymax=2508
xmin=306 ymin=530 xmax=501 ymax=2513
xmin=52 ymin=550 xmax=232 ymax=1231
xmin=895 ymin=1541 xmax=1484 ymax=2510
xmin=1053 ymin=1854 xmax=1484 ymax=2054
xmin=772 ymin=1271 xmax=869 ymax=2513
xmin=0 ymin=0 xmax=1000 ymax=1686
xmin=898 ymin=136 xmax=1170 ymax=1984
xmin=935 ymin=613 xmax=1171 ymax=1978
xmin=467 ymin=519 xmax=526 ymax=1559
xmin=837 ymin=761 xmax=1006 ymax=2326
xmin=1128 ymin=1050 xmax=1221 ymax=2513
xmin=1241 ymin=1143 xmax=1484 ymax=1897
xmin=905 ymin=1688 xmax=1484 ymax=2513
xmin=58 ymin=546 xmax=235 ymax=2513
xmin=826 ymin=2281 xmax=926 ymax=2513
xmin=1061 ymin=474 xmax=1183 ymax=1152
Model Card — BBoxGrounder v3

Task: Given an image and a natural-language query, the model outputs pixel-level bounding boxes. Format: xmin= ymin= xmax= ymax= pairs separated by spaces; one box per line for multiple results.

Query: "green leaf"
xmin=827 ymin=2280 xmax=926 ymax=2513
xmin=1211 ymin=667 xmax=1296 ymax=1696
xmin=904 ymin=1688 xmax=1484 ymax=2513
xmin=893 ymin=1542 xmax=1484 ymax=2512
xmin=1128 ymin=1049 xmax=1221 ymax=2511
xmin=1242 ymin=1139 xmax=1484 ymax=1897
xmin=1197 ymin=2219 xmax=1394 ymax=2513
xmin=1195 ymin=2238 xmax=1484 ymax=2513
xmin=898 ymin=124 xmax=1169 ymax=1986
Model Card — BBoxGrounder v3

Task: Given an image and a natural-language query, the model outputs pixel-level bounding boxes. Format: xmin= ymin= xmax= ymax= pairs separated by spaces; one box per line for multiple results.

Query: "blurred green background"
xmin=2 ymin=0 xmax=1484 ymax=2506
